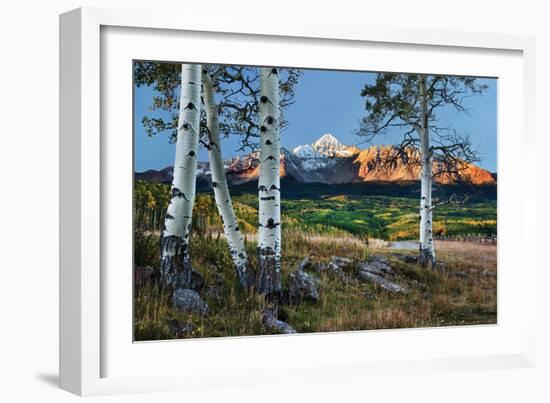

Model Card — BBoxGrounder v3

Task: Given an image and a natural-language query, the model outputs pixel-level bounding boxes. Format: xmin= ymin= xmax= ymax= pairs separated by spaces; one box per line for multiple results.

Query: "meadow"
xmin=238 ymin=193 xmax=496 ymax=241
xmin=135 ymin=232 xmax=496 ymax=340
xmin=135 ymin=180 xmax=497 ymax=242
xmin=134 ymin=180 xmax=497 ymax=341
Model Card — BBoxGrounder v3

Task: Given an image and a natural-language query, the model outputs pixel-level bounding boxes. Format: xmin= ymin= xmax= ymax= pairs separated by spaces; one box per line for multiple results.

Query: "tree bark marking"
xmin=202 ymin=71 xmax=254 ymax=289
xmin=160 ymin=64 xmax=202 ymax=289
xmin=256 ymin=67 xmax=282 ymax=297
xmin=418 ymin=74 xmax=436 ymax=267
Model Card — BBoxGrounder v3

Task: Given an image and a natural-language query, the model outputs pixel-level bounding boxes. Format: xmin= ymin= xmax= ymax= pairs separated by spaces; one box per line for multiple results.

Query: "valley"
xmin=135 ymin=179 xmax=496 ymax=242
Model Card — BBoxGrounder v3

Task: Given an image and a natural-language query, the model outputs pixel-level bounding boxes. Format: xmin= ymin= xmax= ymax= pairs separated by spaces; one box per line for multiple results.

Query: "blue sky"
xmin=134 ymin=68 xmax=497 ymax=172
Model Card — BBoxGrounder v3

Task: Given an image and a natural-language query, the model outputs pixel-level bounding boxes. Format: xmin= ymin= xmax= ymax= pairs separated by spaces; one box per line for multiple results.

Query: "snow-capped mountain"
xmin=293 ymin=133 xmax=358 ymax=158
xmin=136 ymin=134 xmax=496 ymax=186
xmin=290 ymin=133 xmax=360 ymax=172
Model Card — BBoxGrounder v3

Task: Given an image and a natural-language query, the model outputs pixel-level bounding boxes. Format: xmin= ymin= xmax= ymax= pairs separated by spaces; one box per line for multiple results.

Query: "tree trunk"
xmin=256 ymin=67 xmax=282 ymax=297
xmin=202 ymin=71 xmax=255 ymax=290
xmin=159 ymin=64 xmax=202 ymax=289
xmin=418 ymin=74 xmax=435 ymax=268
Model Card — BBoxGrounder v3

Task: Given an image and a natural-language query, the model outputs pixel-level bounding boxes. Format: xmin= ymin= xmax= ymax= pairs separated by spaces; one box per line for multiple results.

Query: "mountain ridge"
xmin=136 ymin=133 xmax=496 ymax=186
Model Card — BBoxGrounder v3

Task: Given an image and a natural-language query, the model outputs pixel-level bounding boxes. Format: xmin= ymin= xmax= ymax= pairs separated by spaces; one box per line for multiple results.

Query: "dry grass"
xmin=134 ymin=235 xmax=497 ymax=341
xmin=435 ymin=240 xmax=497 ymax=272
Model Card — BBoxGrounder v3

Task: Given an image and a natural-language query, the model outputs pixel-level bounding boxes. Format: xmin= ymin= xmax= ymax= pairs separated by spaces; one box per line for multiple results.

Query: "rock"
xmin=299 ymin=256 xmax=312 ymax=271
xmin=191 ymin=270 xmax=205 ymax=291
xmin=357 ymin=255 xmax=392 ymax=277
xmin=356 ymin=271 xmax=406 ymax=293
xmin=262 ymin=310 xmax=296 ymax=334
xmin=135 ymin=265 xmax=155 ymax=286
xmin=331 ymin=256 xmax=353 ymax=267
xmin=173 ymin=268 xmax=206 ymax=289
xmin=322 ymin=257 xmax=353 ymax=282
xmin=171 ymin=288 xmax=210 ymax=316
xmin=168 ymin=319 xmax=194 ymax=337
xmin=450 ymin=271 xmax=468 ymax=278
xmin=326 ymin=261 xmax=350 ymax=282
xmin=312 ymin=262 xmax=327 ymax=274
xmin=327 ymin=261 xmax=342 ymax=273
xmin=287 ymin=269 xmax=319 ymax=303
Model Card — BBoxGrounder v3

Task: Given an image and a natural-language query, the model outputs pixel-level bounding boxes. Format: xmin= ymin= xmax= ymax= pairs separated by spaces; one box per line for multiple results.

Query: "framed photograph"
xmin=60 ymin=6 xmax=537 ymax=396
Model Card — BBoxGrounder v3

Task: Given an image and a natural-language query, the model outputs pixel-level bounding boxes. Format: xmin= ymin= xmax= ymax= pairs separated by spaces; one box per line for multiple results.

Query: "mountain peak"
xmin=292 ymin=133 xmax=358 ymax=160
xmin=313 ymin=133 xmax=342 ymax=148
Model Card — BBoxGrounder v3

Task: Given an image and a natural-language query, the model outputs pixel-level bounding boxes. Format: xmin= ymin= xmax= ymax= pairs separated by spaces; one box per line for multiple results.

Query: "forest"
xmin=133 ymin=62 xmax=497 ymax=340
xmin=135 ymin=180 xmax=496 ymax=241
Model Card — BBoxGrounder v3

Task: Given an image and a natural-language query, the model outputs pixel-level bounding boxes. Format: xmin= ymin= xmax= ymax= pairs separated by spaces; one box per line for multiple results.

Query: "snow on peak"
xmin=290 ymin=133 xmax=357 ymax=172
xmin=292 ymin=144 xmax=316 ymax=158
xmin=292 ymin=133 xmax=355 ymax=160
xmin=313 ymin=133 xmax=343 ymax=149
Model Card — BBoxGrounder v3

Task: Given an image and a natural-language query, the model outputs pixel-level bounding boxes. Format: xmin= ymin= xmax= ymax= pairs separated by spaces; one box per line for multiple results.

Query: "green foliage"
xmin=135 ymin=179 xmax=496 ymax=242
xmin=280 ymin=195 xmax=496 ymax=241
xmin=133 ymin=188 xmax=497 ymax=340
xmin=134 ymin=180 xmax=171 ymax=231
xmin=134 ymin=61 xmax=301 ymax=150
xmin=134 ymin=230 xmax=160 ymax=268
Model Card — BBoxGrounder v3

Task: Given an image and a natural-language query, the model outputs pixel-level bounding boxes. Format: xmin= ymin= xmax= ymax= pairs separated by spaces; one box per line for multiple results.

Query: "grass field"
xmin=134 ymin=232 xmax=497 ymax=341
xmin=231 ymin=192 xmax=496 ymax=241
xmin=133 ymin=181 xmax=497 ymax=341
xmin=135 ymin=180 xmax=497 ymax=241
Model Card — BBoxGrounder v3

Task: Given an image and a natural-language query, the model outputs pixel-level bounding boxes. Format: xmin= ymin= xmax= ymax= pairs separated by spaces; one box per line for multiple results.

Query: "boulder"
xmin=331 ymin=256 xmax=353 ymax=267
xmin=299 ymin=256 xmax=312 ymax=271
xmin=357 ymin=271 xmax=406 ymax=293
xmin=357 ymin=255 xmax=392 ymax=277
xmin=312 ymin=262 xmax=327 ymax=274
xmin=171 ymin=288 xmax=210 ymax=316
xmin=262 ymin=310 xmax=296 ymax=334
xmin=287 ymin=269 xmax=319 ymax=303
xmin=173 ymin=268 xmax=206 ymax=290
xmin=326 ymin=261 xmax=350 ymax=282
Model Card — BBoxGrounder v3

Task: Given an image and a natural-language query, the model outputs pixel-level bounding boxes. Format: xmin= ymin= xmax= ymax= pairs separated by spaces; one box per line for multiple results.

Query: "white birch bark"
xmin=202 ymin=71 xmax=254 ymax=289
xmin=418 ymin=74 xmax=436 ymax=267
xmin=160 ymin=63 xmax=202 ymax=289
xmin=256 ymin=67 xmax=282 ymax=296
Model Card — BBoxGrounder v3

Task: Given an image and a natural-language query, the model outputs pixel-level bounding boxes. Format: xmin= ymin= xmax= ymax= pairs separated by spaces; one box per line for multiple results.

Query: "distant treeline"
xmin=135 ymin=180 xmax=496 ymax=241
xmin=230 ymin=177 xmax=497 ymax=201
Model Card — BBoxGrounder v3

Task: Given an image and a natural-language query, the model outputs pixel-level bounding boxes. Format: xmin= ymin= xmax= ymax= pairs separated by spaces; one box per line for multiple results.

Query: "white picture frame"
xmin=59 ymin=6 xmax=537 ymax=396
